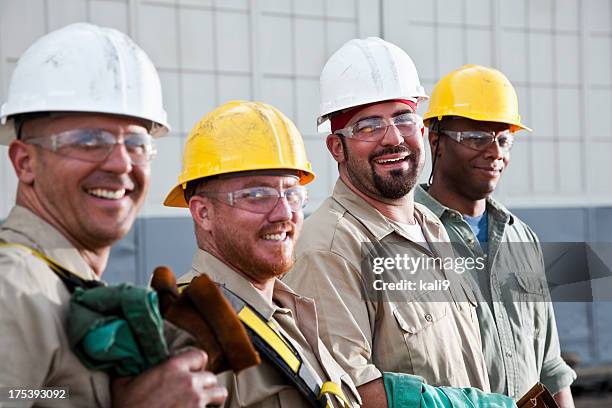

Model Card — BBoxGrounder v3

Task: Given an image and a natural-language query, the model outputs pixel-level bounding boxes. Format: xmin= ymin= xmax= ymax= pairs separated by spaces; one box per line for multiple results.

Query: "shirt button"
xmin=505 ymin=351 xmax=513 ymax=358
xmin=425 ymin=313 xmax=433 ymax=322
xmin=408 ymin=327 xmax=417 ymax=334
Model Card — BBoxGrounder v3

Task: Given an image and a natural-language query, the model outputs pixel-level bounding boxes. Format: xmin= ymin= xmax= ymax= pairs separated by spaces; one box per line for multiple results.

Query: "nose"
xmin=380 ymin=123 xmax=404 ymax=147
xmin=483 ymin=137 xmax=505 ymax=160
xmin=101 ymin=142 xmax=133 ymax=174
xmin=267 ymin=195 xmax=293 ymax=222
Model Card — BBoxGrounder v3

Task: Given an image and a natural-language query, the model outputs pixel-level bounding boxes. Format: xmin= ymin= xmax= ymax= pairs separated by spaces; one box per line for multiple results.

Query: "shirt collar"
xmin=0 ymin=205 xmax=98 ymax=280
xmin=415 ymin=183 xmax=514 ymax=226
xmin=188 ymin=248 xmax=304 ymax=321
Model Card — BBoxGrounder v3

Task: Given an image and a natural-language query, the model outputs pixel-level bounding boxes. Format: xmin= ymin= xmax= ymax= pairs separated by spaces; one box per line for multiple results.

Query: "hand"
xmin=112 ymin=349 xmax=227 ymax=408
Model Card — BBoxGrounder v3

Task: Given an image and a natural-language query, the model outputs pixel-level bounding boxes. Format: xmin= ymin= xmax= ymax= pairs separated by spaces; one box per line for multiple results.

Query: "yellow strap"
xmin=237 ymin=306 xmax=301 ymax=373
xmin=320 ymin=381 xmax=351 ymax=408
xmin=0 ymin=242 xmax=91 ymax=282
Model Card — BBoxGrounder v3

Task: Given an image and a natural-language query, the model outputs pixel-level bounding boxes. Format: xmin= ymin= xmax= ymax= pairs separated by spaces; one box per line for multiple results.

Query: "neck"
xmin=16 ymin=192 xmax=109 ymax=277
xmin=339 ymin=171 xmax=416 ymax=224
xmin=250 ymin=278 xmax=276 ymax=305
xmin=427 ymin=179 xmax=486 ymax=217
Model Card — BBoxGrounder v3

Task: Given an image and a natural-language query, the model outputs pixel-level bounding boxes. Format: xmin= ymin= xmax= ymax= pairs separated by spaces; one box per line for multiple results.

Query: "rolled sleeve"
xmin=540 ymin=302 xmax=577 ymax=393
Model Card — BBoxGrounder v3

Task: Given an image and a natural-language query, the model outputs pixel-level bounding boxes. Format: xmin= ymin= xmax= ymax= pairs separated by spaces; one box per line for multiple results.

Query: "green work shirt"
xmin=415 ymin=184 xmax=577 ymax=399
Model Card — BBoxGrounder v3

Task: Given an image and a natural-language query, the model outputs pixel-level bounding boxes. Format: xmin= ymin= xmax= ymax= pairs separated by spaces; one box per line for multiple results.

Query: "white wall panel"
xmin=261 ymin=77 xmax=295 ymax=120
xmin=294 ymin=18 xmax=325 ymax=76
xmin=260 ymin=0 xmax=290 ymax=14
xmin=530 ymin=87 xmax=555 ymax=138
xmin=585 ymin=0 xmax=611 ymax=32
xmin=465 ymin=0 xmax=491 ymax=26
xmin=385 ymin=0 xmax=433 ymax=23
xmin=437 ymin=0 xmax=462 ymax=25
xmin=158 ymin=71 xmax=182 ymax=134
xmin=294 ymin=0 xmax=325 ymax=17
xmin=556 ymin=88 xmax=581 ymax=140
xmin=180 ymin=72 xmax=216 ymax=133
xmin=216 ymin=11 xmax=251 ymax=72
xmin=558 ymin=142 xmax=583 ymax=194
xmin=137 ymin=4 xmax=178 ymax=68
xmin=555 ymin=34 xmax=580 ymax=85
xmin=586 ymin=143 xmax=612 ymax=194
xmin=437 ymin=27 xmax=464 ymax=76
xmin=586 ymin=37 xmax=611 ymax=85
xmin=389 ymin=25 xmax=436 ymax=81
xmin=326 ymin=0 xmax=356 ymax=19
xmin=528 ymin=0 xmax=553 ymax=30
xmin=1 ymin=0 xmax=46 ymax=59
xmin=531 ymin=141 xmax=557 ymax=193
xmin=500 ymin=31 xmax=528 ymax=83
xmin=47 ymin=0 xmax=87 ymax=30
xmin=295 ymin=78 xmax=320 ymax=134
xmin=585 ymin=88 xmax=612 ymax=140
xmin=500 ymin=0 xmax=526 ymax=29
xmin=326 ymin=20 xmax=357 ymax=56
xmin=218 ymin=75 xmax=252 ymax=104
xmin=528 ymin=33 xmax=553 ymax=84
xmin=466 ymin=28 xmax=492 ymax=67
xmin=178 ymin=9 xmax=215 ymax=70
xmin=555 ymin=0 xmax=579 ymax=31
xmin=145 ymin=136 xmax=183 ymax=215
xmin=260 ymin=15 xmax=293 ymax=75
xmin=90 ymin=0 xmax=128 ymax=33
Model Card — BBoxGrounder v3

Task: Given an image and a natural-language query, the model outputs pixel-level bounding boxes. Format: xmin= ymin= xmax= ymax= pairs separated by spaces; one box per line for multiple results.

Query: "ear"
xmin=189 ymin=195 xmax=214 ymax=232
xmin=428 ymin=131 xmax=442 ymax=158
xmin=8 ymin=140 xmax=36 ymax=185
xmin=326 ymin=134 xmax=345 ymax=164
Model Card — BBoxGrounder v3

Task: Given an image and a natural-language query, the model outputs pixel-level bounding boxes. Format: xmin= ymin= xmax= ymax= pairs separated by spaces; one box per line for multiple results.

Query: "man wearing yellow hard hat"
xmin=163 ymin=100 xmax=362 ymax=407
xmin=415 ymin=65 xmax=576 ymax=406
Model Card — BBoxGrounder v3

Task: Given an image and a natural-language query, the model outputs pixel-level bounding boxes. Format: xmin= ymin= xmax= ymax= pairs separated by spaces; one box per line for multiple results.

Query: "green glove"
xmin=384 ymin=372 xmax=517 ymax=408
xmin=68 ymin=284 xmax=169 ymax=376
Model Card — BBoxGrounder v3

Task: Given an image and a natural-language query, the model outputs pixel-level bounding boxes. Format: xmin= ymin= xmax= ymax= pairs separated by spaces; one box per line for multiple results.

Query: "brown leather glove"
xmin=517 ymin=383 xmax=559 ymax=408
xmin=151 ymin=266 xmax=260 ymax=374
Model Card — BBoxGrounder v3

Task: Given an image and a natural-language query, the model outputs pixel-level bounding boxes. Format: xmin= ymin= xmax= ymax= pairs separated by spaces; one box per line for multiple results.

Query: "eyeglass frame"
xmin=24 ymin=128 xmax=157 ymax=165
xmin=333 ymin=112 xmax=424 ymax=142
xmin=437 ymin=129 xmax=515 ymax=153
xmin=196 ymin=185 xmax=309 ymax=214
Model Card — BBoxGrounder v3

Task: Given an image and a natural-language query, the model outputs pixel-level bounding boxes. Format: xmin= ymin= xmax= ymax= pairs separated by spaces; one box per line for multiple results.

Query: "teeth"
xmin=376 ymin=157 xmax=404 ymax=164
xmin=262 ymin=232 xmax=287 ymax=241
xmin=87 ymin=188 xmax=126 ymax=200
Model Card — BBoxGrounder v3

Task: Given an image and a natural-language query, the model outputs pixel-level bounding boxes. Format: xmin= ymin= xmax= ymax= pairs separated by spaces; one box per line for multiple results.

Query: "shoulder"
xmin=300 ymin=198 xmax=373 ymax=256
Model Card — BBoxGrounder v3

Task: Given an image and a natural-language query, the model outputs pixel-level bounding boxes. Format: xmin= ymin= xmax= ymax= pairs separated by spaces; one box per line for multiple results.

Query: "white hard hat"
xmin=318 ymin=37 xmax=428 ymax=128
xmin=0 ymin=23 xmax=169 ymax=144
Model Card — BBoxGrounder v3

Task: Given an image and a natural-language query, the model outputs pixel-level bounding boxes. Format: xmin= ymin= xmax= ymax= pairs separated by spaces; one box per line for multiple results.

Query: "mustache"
xmin=369 ymin=145 xmax=413 ymax=162
xmin=260 ymin=222 xmax=295 ymax=235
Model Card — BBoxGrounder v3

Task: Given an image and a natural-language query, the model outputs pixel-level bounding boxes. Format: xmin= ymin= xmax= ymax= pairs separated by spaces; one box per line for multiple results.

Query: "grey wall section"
xmin=106 ymin=207 xmax=612 ymax=367
xmin=512 ymin=207 xmax=612 ymax=367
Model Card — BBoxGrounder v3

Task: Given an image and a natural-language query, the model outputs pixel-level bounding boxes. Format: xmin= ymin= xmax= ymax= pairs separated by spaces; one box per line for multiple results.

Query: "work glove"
xmin=151 ymin=266 xmax=260 ymax=374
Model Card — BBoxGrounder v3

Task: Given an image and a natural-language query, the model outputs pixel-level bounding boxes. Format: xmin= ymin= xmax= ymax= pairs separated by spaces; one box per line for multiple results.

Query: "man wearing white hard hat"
xmin=284 ymin=38 xmax=514 ymax=406
xmin=0 ymin=23 xmax=226 ymax=407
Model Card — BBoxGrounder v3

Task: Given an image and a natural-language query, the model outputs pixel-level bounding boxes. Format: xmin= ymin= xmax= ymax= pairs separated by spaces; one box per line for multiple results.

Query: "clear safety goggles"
xmin=199 ymin=185 xmax=308 ymax=214
xmin=333 ymin=112 xmax=423 ymax=142
xmin=439 ymin=129 xmax=515 ymax=153
xmin=25 ymin=128 xmax=157 ymax=165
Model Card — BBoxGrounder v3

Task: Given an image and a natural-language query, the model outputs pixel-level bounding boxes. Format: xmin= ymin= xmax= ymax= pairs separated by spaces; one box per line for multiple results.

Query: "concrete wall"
xmin=1 ymin=0 xmax=611 ymax=366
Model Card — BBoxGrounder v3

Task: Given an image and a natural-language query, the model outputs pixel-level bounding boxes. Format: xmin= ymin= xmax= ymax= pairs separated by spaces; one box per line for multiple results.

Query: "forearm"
xmin=357 ymin=378 xmax=388 ymax=408
xmin=553 ymin=387 xmax=575 ymax=408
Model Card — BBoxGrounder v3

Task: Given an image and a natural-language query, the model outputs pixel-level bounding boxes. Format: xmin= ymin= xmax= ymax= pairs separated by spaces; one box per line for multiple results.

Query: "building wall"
xmin=1 ymin=0 xmax=611 ymax=365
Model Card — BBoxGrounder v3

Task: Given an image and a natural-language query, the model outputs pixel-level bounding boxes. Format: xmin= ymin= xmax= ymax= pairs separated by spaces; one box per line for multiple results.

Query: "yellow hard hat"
xmin=423 ymin=64 xmax=531 ymax=132
xmin=164 ymin=100 xmax=315 ymax=208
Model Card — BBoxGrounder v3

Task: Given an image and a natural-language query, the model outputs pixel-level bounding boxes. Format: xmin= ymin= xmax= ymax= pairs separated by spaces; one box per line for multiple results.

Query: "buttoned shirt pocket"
xmin=392 ymin=301 xmax=461 ymax=385
xmin=515 ymin=273 xmax=548 ymax=338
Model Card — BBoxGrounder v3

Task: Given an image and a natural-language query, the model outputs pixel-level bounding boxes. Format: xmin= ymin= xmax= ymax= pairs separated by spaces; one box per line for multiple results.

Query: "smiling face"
xmin=335 ymin=101 xmax=425 ymax=201
xmin=17 ymin=113 xmax=151 ymax=249
xmin=434 ymin=117 xmax=511 ymax=200
xmin=191 ymin=174 xmax=303 ymax=283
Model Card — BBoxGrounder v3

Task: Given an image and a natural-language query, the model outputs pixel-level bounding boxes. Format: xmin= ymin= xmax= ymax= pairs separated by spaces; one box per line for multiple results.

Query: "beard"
xmin=344 ymin=143 xmax=423 ymax=200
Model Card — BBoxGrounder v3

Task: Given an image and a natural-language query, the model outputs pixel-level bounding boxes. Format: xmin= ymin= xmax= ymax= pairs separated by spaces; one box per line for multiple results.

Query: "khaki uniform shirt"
xmin=415 ymin=184 xmax=577 ymax=398
xmin=178 ymin=249 xmax=361 ymax=408
xmin=0 ymin=206 xmax=110 ymax=407
xmin=284 ymin=180 xmax=490 ymax=390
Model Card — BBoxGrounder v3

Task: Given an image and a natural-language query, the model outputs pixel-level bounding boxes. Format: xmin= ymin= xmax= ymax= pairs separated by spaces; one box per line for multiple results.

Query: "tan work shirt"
xmin=178 ymin=249 xmax=362 ymax=408
xmin=284 ymin=180 xmax=490 ymax=390
xmin=415 ymin=185 xmax=577 ymax=398
xmin=0 ymin=206 xmax=110 ymax=407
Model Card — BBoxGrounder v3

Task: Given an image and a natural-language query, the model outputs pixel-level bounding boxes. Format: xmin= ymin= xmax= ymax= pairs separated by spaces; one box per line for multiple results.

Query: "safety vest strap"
xmin=0 ymin=242 xmax=104 ymax=293
xmin=178 ymin=281 xmax=350 ymax=408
